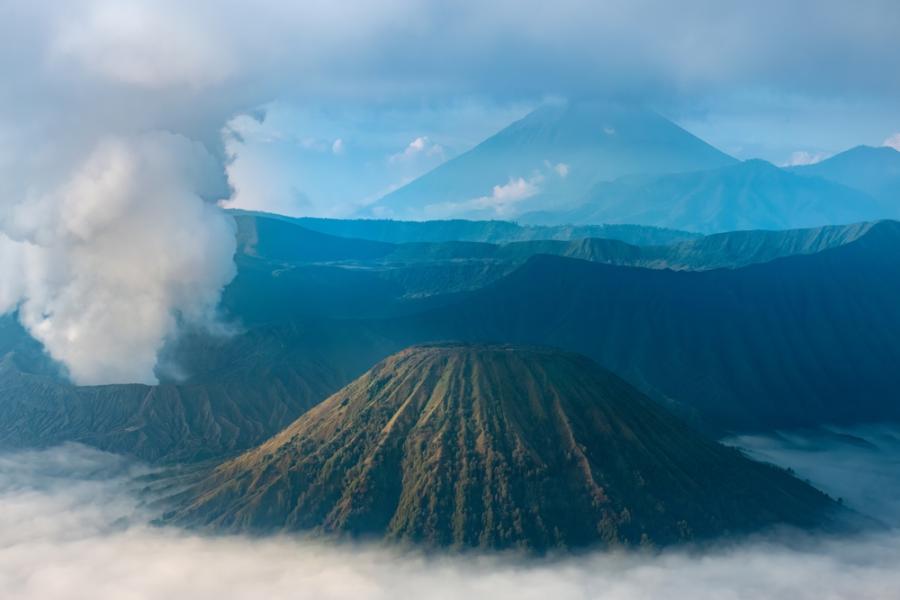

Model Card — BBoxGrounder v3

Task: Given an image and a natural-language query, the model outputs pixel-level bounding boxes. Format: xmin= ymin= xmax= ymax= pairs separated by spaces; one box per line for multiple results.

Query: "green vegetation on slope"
xmin=169 ymin=344 xmax=839 ymax=551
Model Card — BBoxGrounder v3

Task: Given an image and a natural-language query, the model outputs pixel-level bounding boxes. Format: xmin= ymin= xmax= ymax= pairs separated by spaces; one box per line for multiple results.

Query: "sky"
xmin=1 ymin=0 xmax=900 ymax=383
xmin=220 ymin=100 xmax=535 ymax=217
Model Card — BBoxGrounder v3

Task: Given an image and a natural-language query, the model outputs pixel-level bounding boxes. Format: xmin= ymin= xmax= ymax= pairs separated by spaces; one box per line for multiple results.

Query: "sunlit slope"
xmin=170 ymin=344 xmax=838 ymax=550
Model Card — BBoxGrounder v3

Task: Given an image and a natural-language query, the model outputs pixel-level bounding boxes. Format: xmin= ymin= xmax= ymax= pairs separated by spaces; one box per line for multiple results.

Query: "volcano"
xmin=367 ymin=101 xmax=736 ymax=220
xmin=169 ymin=344 xmax=840 ymax=550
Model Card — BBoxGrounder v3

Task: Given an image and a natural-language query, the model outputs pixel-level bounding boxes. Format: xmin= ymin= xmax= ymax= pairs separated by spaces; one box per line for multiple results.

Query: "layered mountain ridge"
xmin=399 ymin=220 xmax=900 ymax=430
xmin=525 ymin=159 xmax=885 ymax=233
xmin=3 ymin=218 xmax=900 ymax=465
xmin=231 ymin=212 xmax=886 ymax=303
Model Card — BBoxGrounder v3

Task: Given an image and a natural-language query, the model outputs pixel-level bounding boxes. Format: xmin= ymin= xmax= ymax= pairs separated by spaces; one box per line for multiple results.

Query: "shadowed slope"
xmin=234 ymin=210 xmax=701 ymax=246
xmin=0 ymin=317 xmax=399 ymax=463
xmin=527 ymin=159 xmax=884 ymax=233
xmin=4 ymin=220 xmax=899 ymax=461
xmin=401 ymin=221 xmax=900 ymax=431
xmin=170 ymin=344 xmax=839 ymax=551
xmin=226 ymin=212 xmax=888 ymax=303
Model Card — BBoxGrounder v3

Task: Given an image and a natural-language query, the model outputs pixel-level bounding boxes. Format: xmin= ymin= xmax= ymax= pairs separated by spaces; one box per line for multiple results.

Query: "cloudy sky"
xmin=1 ymin=0 xmax=899 ymax=383
xmin=4 ymin=1 xmax=900 ymax=212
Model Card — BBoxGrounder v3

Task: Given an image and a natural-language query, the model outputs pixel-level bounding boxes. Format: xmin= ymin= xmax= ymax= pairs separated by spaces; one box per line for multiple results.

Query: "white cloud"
xmin=545 ymin=161 xmax=570 ymax=177
xmin=488 ymin=177 xmax=540 ymax=204
xmin=409 ymin=136 xmax=428 ymax=152
xmin=425 ymin=176 xmax=541 ymax=218
xmin=0 ymin=236 xmax=26 ymax=315
xmin=781 ymin=151 xmax=830 ymax=166
xmin=1 ymin=441 xmax=900 ymax=600
xmin=883 ymin=133 xmax=900 ymax=151
xmin=389 ymin=136 xmax=445 ymax=164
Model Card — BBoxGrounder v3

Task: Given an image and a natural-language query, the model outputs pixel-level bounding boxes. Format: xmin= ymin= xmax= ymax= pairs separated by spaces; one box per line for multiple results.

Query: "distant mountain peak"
xmin=365 ymin=100 xmax=736 ymax=221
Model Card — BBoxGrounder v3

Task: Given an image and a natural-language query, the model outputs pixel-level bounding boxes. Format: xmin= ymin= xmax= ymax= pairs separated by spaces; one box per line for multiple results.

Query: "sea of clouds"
xmin=1 ymin=426 xmax=899 ymax=600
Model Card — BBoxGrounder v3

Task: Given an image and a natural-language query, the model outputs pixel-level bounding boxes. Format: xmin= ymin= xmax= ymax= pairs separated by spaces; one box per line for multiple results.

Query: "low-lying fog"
xmin=2 ymin=426 xmax=899 ymax=600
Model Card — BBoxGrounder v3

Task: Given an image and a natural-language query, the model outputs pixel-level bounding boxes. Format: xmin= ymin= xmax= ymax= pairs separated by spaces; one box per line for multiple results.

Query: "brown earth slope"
xmin=169 ymin=344 xmax=840 ymax=551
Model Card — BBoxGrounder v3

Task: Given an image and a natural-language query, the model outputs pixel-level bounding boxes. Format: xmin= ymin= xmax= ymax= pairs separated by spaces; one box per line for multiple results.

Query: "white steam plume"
xmin=0 ymin=133 xmax=236 ymax=384
xmin=0 ymin=2 xmax=245 ymax=384
xmin=0 ymin=133 xmax=235 ymax=384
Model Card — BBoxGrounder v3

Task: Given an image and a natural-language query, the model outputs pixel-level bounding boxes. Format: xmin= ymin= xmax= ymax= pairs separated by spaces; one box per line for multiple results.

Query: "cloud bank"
xmin=2 ymin=428 xmax=900 ymax=599
xmin=729 ymin=424 xmax=900 ymax=524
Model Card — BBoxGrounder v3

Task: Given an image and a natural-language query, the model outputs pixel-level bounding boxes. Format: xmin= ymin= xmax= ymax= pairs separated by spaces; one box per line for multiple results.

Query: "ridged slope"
xmin=171 ymin=344 xmax=837 ymax=550
xmin=0 ymin=317 xmax=397 ymax=463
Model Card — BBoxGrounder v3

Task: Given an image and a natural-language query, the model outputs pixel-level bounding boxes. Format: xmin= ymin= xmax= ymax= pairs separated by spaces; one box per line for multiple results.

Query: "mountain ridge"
xmin=394 ymin=220 xmax=900 ymax=431
xmin=3 ymin=219 xmax=900 ymax=462
xmin=524 ymin=159 xmax=885 ymax=233
xmin=790 ymin=145 xmax=900 ymax=209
